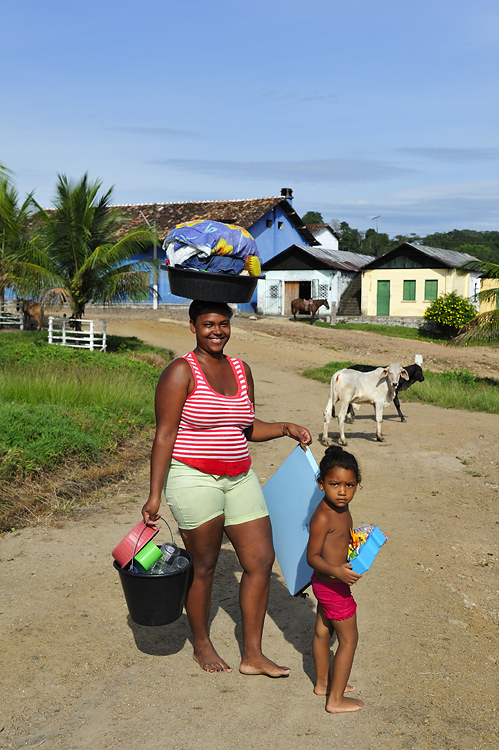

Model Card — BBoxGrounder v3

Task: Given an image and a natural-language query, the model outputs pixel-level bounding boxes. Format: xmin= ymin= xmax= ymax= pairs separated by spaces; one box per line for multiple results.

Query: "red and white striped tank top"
xmin=172 ymin=351 xmax=254 ymax=476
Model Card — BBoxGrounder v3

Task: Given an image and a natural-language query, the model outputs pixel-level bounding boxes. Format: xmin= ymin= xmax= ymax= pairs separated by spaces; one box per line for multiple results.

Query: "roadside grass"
xmin=0 ymin=331 xmax=173 ymax=530
xmin=302 ymin=361 xmax=499 ymax=414
xmin=314 ymin=320 xmax=448 ymax=344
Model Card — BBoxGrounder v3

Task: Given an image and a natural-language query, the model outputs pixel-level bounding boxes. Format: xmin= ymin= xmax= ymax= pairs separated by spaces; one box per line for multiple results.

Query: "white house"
xmin=258 ymin=244 xmax=372 ymax=316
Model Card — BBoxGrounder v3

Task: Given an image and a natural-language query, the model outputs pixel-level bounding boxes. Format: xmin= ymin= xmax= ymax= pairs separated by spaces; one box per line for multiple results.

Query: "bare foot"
xmin=239 ymin=655 xmax=290 ymax=678
xmin=326 ymin=697 xmax=364 ymax=714
xmin=193 ymin=643 xmax=232 ymax=673
xmin=314 ymin=683 xmax=355 ymax=696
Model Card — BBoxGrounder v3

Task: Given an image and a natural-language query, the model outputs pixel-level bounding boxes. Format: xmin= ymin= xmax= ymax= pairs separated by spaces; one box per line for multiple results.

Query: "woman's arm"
xmin=242 ymin=362 xmax=312 ymax=447
xmin=141 ymin=359 xmax=192 ymax=525
xmin=307 ymin=511 xmax=362 ymax=585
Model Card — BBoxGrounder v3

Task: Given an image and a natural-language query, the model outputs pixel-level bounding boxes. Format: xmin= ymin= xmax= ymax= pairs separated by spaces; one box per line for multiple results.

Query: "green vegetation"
xmin=302 ymin=361 xmax=499 ymax=414
xmin=332 ymin=220 xmax=499 ymax=263
xmin=423 ymin=291 xmax=477 ymax=338
xmin=0 ymin=331 xmax=172 ymax=483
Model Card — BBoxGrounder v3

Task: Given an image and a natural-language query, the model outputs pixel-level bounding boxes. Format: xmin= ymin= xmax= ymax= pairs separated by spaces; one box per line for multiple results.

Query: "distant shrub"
xmin=423 ymin=292 xmax=477 ymax=338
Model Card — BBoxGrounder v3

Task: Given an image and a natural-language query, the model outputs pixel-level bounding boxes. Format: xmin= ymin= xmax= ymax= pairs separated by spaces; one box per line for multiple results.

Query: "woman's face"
xmin=190 ymin=310 xmax=231 ymax=354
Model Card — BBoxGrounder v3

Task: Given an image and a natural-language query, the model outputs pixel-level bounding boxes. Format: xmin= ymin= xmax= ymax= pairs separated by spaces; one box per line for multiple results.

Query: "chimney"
xmin=281 ymin=187 xmax=293 ymax=203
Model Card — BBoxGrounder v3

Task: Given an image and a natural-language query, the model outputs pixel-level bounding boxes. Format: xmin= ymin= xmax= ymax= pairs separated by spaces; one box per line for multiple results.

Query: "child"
xmin=306 ymin=445 xmax=364 ymax=713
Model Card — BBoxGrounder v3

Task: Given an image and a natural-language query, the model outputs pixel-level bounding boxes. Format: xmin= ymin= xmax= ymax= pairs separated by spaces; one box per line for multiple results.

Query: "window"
xmin=403 ymin=280 xmax=416 ymax=301
xmin=424 ymin=280 xmax=438 ymax=300
xmin=278 ymin=221 xmax=284 ymax=230
xmin=266 ymin=219 xmax=272 ymax=228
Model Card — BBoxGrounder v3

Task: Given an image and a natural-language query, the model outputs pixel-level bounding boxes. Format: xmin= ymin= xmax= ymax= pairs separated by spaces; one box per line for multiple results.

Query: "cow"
xmin=22 ymin=300 xmax=44 ymax=331
xmin=323 ymin=363 xmax=409 ymax=446
xmin=291 ymin=298 xmax=330 ymax=324
xmin=345 ymin=363 xmax=425 ymax=422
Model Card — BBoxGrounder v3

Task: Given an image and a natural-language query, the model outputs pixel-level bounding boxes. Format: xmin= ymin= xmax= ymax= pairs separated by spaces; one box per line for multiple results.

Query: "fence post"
xmin=62 ymin=317 xmax=66 ymax=346
xmin=90 ymin=320 xmax=95 ymax=351
xmin=102 ymin=320 xmax=107 ymax=352
xmin=48 ymin=316 xmax=53 ymax=344
xmin=329 ymin=302 xmax=337 ymax=326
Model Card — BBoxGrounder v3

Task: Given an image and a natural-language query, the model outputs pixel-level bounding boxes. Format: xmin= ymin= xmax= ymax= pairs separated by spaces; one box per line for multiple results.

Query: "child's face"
xmin=318 ymin=466 xmax=358 ymax=509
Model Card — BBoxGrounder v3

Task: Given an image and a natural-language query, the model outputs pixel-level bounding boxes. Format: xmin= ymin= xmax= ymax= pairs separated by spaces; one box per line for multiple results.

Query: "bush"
xmin=423 ymin=292 xmax=477 ymax=338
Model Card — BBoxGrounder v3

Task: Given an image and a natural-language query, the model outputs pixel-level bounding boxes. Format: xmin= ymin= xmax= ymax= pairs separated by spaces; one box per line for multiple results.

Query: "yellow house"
xmin=360 ymin=243 xmax=481 ymax=318
xmin=479 ymin=277 xmax=499 ymax=313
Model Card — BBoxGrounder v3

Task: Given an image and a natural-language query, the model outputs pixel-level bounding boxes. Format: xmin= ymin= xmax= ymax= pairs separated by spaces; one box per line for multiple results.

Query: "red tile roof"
xmin=112 ymin=196 xmax=319 ymax=245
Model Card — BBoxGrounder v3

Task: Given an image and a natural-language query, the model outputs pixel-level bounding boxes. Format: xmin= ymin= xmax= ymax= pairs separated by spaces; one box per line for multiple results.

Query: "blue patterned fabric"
xmin=163 ymin=220 xmax=261 ymax=274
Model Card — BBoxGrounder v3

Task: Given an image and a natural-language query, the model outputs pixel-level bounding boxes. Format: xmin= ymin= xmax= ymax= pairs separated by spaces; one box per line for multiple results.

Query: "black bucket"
xmin=166 ymin=266 xmax=264 ymax=303
xmin=114 ymin=550 xmax=192 ymax=626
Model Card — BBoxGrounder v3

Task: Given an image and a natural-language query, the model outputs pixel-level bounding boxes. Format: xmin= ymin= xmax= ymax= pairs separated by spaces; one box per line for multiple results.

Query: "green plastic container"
xmin=134 ymin=541 xmax=163 ymax=571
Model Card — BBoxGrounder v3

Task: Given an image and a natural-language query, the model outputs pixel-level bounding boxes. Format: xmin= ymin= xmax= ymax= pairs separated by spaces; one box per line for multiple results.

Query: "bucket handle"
xmin=128 ymin=517 xmax=174 ymax=570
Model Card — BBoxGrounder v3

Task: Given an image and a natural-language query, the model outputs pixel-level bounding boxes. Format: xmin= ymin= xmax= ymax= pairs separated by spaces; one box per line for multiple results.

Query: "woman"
xmin=142 ymin=300 xmax=312 ymax=675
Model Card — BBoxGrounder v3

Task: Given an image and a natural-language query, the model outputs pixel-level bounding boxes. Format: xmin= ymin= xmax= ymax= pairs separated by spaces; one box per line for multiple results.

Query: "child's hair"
xmin=189 ymin=299 xmax=233 ymax=323
xmin=318 ymin=445 xmax=362 ymax=484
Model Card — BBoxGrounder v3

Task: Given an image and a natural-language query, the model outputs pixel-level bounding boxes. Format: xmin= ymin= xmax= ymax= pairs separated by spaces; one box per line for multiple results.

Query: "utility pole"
xmin=140 ymin=205 xmax=164 ymax=310
xmin=370 ymin=215 xmax=380 ymax=257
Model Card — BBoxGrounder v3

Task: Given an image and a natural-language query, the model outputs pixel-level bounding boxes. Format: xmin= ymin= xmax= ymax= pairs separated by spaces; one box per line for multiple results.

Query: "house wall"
xmin=312 ymin=228 xmax=339 ymax=251
xmin=249 ymin=203 xmax=312 ymax=265
xmin=361 ymin=267 xmax=472 ymax=317
xmin=479 ymin=277 xmax=499 ymax=313
xmin=257 ymin=269 xmax=355 ymax=315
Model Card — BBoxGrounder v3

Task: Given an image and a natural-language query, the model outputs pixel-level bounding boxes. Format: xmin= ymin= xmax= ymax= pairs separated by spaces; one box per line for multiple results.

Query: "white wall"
xmin=257 ymin=269 xmax=356 ymax=315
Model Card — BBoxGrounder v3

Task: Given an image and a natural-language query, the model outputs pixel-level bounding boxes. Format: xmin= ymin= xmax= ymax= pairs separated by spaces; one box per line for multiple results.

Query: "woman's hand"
xmin=142 ymin=496 xmax=162 ymax=526
xmin=282 ymin=422 xmax=313 ymax=450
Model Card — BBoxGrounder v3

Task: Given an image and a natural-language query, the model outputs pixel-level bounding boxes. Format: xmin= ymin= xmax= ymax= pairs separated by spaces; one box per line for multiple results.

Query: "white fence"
xmin=0 ymin=304 xmax=24 ymax=329
xmin=48 ymin=317 xmax=107 ymax=352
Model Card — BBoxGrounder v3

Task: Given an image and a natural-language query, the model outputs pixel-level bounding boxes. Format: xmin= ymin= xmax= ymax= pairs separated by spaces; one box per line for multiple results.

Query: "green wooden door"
xmin=377 ymin=280 xmax=390 ymax=316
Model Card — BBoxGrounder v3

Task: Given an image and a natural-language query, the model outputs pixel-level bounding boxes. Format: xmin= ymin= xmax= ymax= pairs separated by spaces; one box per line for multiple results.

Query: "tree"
xmin=18 ymin=174 xmax=158 ymax=323
xmin=452 ymin=261 xmax=499 ymax=345
xmin=301 ymin=211 xmax=324 ymax=225
xmin=338 ymin=221 xmax=365 ymax=253
xmin=423 ymin=291 xmax=477 ymax=339
xmin=0 ymin=170 xmax=35 ymax=304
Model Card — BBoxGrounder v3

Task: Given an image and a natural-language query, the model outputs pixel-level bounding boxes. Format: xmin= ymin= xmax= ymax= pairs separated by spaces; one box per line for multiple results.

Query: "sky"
xmin=2 ymin=0 xmax=499 ymax=238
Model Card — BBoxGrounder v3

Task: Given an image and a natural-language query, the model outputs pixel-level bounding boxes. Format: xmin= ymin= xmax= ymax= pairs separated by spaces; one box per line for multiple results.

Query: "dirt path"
xmin=1 ymin=311 xmax=498 ymax=750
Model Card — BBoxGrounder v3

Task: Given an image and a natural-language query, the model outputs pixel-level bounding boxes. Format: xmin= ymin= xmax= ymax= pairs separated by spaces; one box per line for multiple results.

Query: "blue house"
xmin=115 ymin=188 xmax=318 ymax=311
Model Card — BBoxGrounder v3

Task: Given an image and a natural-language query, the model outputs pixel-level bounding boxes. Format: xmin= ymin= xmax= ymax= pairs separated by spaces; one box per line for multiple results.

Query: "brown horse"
xmin=22 ymin=300 xmax=44 ymax=331
xmin=291 ymin=298 xmax=330 ymax=324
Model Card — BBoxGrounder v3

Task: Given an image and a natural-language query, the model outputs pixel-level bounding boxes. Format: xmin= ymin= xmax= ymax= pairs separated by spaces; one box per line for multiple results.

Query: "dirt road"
xmin=1 ymin=310 xmax=498 ymax=750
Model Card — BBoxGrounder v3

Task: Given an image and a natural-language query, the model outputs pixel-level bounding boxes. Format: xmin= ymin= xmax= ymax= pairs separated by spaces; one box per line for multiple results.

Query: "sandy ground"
xmin=1 ymin=310 xmax=498 ymax=750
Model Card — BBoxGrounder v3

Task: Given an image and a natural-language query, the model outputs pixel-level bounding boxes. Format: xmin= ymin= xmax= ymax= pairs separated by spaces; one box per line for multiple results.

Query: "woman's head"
xmin=189 ymin=300 xmax=233 ymax=354
xmin=189 ymin=300 xmax=233 ymax=323
xmin=318 ymin=445 xmax=362 ymax=484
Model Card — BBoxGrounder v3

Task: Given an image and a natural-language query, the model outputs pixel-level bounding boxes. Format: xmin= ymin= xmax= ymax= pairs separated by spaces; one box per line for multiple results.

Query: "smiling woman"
xmin=141 ymin=299 xmax=312 ymax=678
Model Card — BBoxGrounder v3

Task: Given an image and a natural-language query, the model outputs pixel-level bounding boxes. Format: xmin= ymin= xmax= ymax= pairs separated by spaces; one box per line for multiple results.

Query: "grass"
xmin=0 ymin=330 xmax=174 ymax=529
xmin=314 ymin=320 xmax=448 ymax=344
xmin=302 ymin=361 xmax=499 ymax=414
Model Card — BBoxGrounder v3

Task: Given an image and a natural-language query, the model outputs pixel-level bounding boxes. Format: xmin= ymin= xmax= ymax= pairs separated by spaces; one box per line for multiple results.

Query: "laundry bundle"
xmin=163 ymin=220 xmax=262 ymax=277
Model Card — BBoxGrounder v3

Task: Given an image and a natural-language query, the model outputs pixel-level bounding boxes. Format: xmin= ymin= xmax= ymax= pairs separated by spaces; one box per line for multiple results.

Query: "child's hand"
xmin=335 ymin=563 xmax=362 ymax=586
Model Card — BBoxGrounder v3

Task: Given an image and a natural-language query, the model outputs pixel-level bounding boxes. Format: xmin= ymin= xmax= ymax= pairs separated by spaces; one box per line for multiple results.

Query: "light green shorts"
xmin=164 ymin=459 xmax=269 ymax=530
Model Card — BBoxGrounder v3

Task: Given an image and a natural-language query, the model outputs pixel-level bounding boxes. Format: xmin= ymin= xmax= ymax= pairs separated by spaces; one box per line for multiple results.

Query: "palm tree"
xmin=18 ymin=173 xmax=158 ymax=323
xmin=452 ymin=260 xmax=499 ymax=345
xmin=0 ymin=171 xmax=35 ymax=305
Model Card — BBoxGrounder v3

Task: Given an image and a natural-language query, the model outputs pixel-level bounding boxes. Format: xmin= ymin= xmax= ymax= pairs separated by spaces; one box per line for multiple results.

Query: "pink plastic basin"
xmin=112 ymin=521 xmax=159 ymax=569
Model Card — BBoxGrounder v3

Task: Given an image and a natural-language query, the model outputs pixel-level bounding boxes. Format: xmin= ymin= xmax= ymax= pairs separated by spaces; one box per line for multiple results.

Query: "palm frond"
xmin=451 ymin=309 xmax=499 ymax=345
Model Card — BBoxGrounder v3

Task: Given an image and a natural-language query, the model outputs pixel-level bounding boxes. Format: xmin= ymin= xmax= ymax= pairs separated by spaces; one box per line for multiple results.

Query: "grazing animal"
xmin=345 ymin=363 xmax=425 ymax=422
xmin=291 ymin=298 xmax=330 ymax=323
xmin=22 ymin=300 xmax=44 ymax=331
xmin=323 ymin=363 xmax=409 ymax=445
